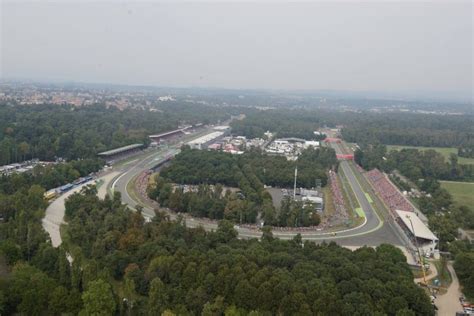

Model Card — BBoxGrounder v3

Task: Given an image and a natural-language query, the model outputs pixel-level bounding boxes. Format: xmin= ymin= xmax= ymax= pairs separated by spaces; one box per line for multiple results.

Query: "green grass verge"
xmin=440 ymin=181 xmax=474 ymax=211
xmin=355 ymin=208 xmax=365 ymax=218
xmin=387 ymin=145 xmax=474 ymax=165
xmin=432 ymin=259 xmax=452 ymax=288
xmin=364 ymin=193 xmax=373 ymax=203
xmin=337 ymin=167 xmax=366 ymax=227
xmin=338 ymin=168 xmax=360 ymax=212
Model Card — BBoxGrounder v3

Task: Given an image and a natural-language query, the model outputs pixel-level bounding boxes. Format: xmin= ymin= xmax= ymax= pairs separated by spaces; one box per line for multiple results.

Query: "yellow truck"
xmin=44 ymin=190 xmax=58 ymax=201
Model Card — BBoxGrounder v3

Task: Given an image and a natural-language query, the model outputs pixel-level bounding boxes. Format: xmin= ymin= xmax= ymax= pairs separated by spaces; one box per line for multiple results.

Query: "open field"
xmin=386 ymin=145 xmax=474 ymax=165
xmin=440 ymin=181 xmax=474 ymax=210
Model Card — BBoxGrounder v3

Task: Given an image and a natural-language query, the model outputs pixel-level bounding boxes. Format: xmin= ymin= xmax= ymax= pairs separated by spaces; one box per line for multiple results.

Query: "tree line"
xmin=341 ymin=112 xmax=474 ymax=148
xmin=230 ymin=109 xmax=474 ymax=149
xmin=355 ymin=146 xmax=474 ymax=182
xmin=160 ymin=146 xmax=337 ymax=190
xmin=0 ymin=158 xmax=106 ymax=315
xmin=2 ymin=186 xmax=435 ymax=315
xmin=229 ymin=110 xmax=331 ymax=140
xmin=152 ymin=147 xmax=336 ymax=226
xmin=0 ymin=102 xmax=238 ymax=165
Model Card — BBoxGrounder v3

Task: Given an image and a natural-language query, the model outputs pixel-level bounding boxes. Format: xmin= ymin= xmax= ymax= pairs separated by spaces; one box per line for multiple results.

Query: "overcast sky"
xmin=1 ymin=1 xmax=472 ymax=99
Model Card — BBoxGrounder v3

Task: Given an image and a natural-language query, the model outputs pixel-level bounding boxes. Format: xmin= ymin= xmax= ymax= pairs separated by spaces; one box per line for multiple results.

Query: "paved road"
xmin=42 ymin=180 xmax=96 ymax=247
xmin=111 ymin=138 xmax=405 ymax=246
xmin=434 ymin=262 xmax=464 ymax=316
xmin=42 ymin=172 xmax=120 ymax=247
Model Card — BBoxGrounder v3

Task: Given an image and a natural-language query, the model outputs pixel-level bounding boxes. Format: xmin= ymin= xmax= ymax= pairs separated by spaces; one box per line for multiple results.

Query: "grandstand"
xmin=149 ymin=126 xmax=192 ymax=145
xmin=365 ymin=169 xmax=414 ymax=213
xmin=365 ymin=168 xmax=438 ymax=257
xmin=395 ymin=210 xmax=438 ymax=255
xmin=97 ymin=144 xmax=143 ymax=164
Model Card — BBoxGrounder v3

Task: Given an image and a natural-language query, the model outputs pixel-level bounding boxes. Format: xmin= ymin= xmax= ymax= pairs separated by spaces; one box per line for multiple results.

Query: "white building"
xmin=187 ymin=132 xmax=224 ymax=150
xmin=304 ymin=141 xmax=320 ymax=148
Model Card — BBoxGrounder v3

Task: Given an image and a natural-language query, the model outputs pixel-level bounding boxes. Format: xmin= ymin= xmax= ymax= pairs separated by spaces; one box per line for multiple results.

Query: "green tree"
xmin=261 ymin=226 xmax=274 ymax=242
xmin=216 ymin=220 xmax=238 ymax=243
xmin=202 ymin=295 xmax=225 ymax=316
xmin=81 ymin=279 xmax=116 ymax=316
xmin=48 ymin=286 xmax=70 ymax=315
xmin=148 ymin=277 xmax=169 ymax=316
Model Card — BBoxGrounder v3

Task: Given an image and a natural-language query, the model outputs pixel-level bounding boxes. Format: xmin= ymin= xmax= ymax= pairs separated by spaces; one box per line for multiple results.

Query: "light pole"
xmin=406 ymin=215 xmax=427 ymax=285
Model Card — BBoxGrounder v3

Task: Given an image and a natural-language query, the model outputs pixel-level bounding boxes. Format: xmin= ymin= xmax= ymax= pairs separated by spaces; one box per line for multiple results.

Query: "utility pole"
xmin=407 ymin=215 xmax=427 ymax=285
xmin=293 ymin=166 xmax=298 ymax=201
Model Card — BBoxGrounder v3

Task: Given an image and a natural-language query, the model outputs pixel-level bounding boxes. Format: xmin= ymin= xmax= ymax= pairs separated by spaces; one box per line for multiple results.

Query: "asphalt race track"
xmin=111 ymin=137 xmax=405 ymax=247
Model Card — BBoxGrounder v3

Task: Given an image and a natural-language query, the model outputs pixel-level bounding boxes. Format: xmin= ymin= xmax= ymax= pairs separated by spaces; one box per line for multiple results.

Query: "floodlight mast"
xmin=293 ymin=166 xmax=298 ymax=200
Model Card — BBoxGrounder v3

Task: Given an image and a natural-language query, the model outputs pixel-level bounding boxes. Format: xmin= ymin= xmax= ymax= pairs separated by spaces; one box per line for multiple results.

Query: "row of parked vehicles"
xmin=43 ymin=176 xmax=94 ymax=201
xmin=459 ymin=296 xmax=474 ymax=315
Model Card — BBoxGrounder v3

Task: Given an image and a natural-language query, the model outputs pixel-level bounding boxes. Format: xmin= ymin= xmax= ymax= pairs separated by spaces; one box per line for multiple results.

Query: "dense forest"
xmin=152 ymin=147 xmax=337 ymax=226
xmin=354 ymin=146 xmax=474 ymax=182
xmin=1 ymin=103 xmax=473 ymax=313
xmin=0 ymin=161 xmax=108 ymax=315
xmin=231 ymin=109 xmax=474 ymax=148
xmin=0 ymin=104 xmax=451 ymax=166
xmin=0 ymin=159 xmax=102 ymax=221
xmin=160 ymin=146 xmax=337 ymax=189
xmin=0 ymin=103 xmax=238 ymax=165
xmin=453 ymin=246 xmax=474 ymax=300
xmin=230 ymin=110 xmax=332 ymax=140
xmin=150 ymin=176 xmax=321 ymax=227
xmin=341 ymin=113 xmax=474 ymax=148
xmin=1 ymin=186 xmax=435 ymax=315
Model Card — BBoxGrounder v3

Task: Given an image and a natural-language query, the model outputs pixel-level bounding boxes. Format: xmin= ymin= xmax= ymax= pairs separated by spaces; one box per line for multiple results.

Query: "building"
xmin=149 ymin=126 xmax=192 ymax=145
xmin=212 ymin=125 xmax=230 ymax=133
xmin=395 ymin=209 xmax=438 ymax=255
xmin=304 ymin=141 xmax=320 ymax=148
xmin=97 ymin=144 xmax=143 ymax=164
xmin=187 ymin=132 xmax=224 ymax=150
xmin=299 ymin=188 xmax=324 ymax=211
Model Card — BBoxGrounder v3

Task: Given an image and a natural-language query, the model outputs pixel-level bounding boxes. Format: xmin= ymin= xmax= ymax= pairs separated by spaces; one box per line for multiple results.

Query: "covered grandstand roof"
xmin=188 ymin=131 xmax=224 ymax=146
xmin=97 ymin=144 xmax=143 ymax=156
xmin=149 ymin=126 xmax=192 ymax=139
xmin=396 ymin=210 xmax=438 ymax=241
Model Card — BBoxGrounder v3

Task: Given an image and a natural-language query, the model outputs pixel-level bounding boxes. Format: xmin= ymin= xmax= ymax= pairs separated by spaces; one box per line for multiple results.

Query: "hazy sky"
xmin=1 ymin=1 xmax=472 ymax=98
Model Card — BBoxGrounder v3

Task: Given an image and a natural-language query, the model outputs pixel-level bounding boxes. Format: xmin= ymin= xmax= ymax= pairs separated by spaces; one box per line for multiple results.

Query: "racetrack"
xmin=111 ymin=138 xmax=405 ymax=247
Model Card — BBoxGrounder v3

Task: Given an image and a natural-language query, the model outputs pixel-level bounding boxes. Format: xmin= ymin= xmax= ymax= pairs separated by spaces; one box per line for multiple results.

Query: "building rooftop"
xmin=97 ymin=144 xmax=143 ymax=156
xmin=149 ymin=126 xmax=191 ymax=138
xmin=188 ymin=132 xmax=224 ymax=145
xmin=396 ymin=209 xmax=438 ymax=241
xmin=213 ymin=125 xmax=230 ymax=131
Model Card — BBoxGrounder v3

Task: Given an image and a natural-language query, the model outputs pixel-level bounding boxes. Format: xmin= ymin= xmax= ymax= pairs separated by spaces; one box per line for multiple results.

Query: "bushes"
xmin=62 ymin=190 xmax=433 ymax=315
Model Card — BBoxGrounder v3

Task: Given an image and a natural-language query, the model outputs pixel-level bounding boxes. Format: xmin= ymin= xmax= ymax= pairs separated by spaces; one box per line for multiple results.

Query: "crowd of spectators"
xmin=365 ymin=169 xmax=414 ymax=214
xmin=136 ymin=170 xmax=160 ymax=209
xmin=328 ymin=170 xmax=349 ymax=223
